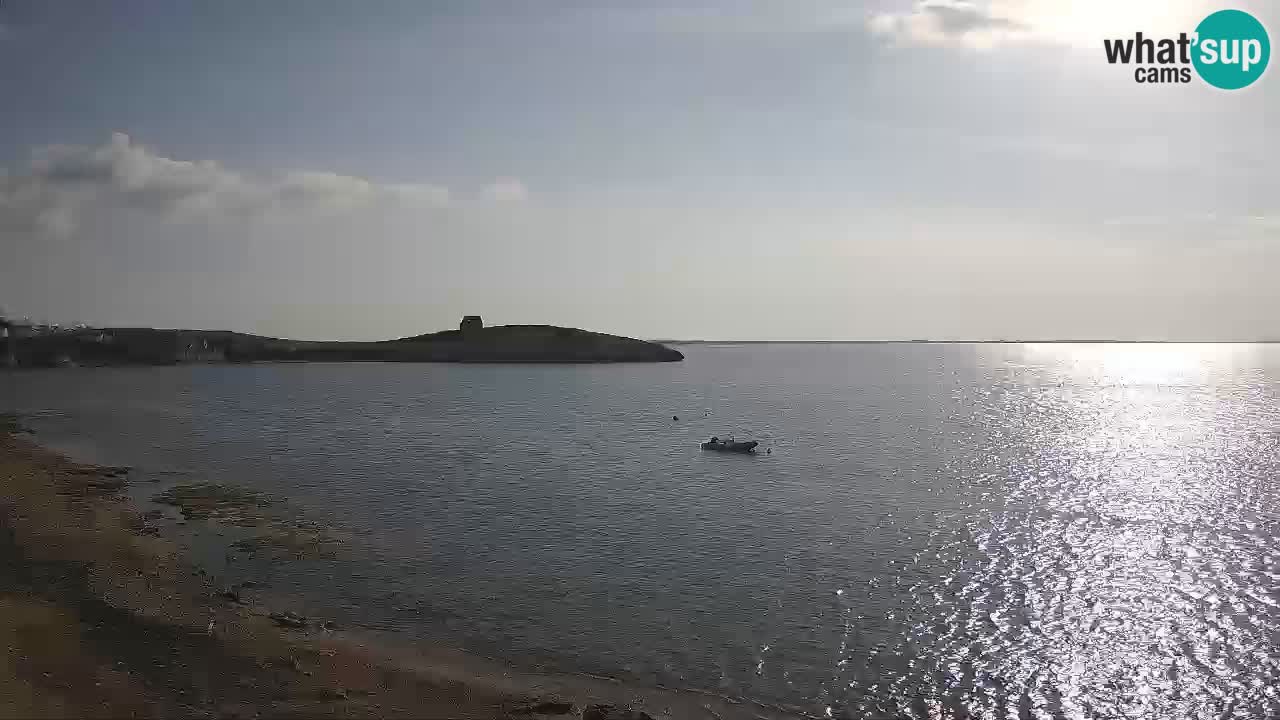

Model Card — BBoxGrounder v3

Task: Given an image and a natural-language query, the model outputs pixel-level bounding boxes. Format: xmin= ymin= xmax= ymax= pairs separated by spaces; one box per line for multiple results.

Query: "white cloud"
xmin=580 ymin=4 xmax=866 ymax=35
xmin=867 ymin=0 xmax=1214 ymax=51
xmin=481 ymin=177 xmax=529 ymax=204
xmin=867 ymin=0 xmax=1028 ymax=50
xmin=384 ymin=182 xmax=452 ymax=207
xmin=0 ymin=133 xmax=453 ymax=237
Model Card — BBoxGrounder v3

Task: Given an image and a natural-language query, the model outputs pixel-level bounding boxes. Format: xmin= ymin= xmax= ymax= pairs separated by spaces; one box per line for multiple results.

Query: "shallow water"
xmin=4 ymin=343 xmax=1279 ymax=718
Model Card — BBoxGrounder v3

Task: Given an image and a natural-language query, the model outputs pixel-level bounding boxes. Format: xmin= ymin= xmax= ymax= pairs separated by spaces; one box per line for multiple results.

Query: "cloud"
xmin=383 ymin=182 xmax=453 ymax=207
xmin=868 ymin=0 xmax=1216 ymax=51
xmin=578 ymin=4 xmax=867 ymax=35
xmin=1 ymin=133 xmax=452 ymax=237
xmin=481 ymin=177 xmax=529 ymax=204
xmin=867 ymin=1 xmax=1029 ymax=49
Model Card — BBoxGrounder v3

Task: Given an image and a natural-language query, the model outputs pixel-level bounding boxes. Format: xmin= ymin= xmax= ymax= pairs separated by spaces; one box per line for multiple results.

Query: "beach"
xmin=0 ymin=416 xmax=803 ymax=720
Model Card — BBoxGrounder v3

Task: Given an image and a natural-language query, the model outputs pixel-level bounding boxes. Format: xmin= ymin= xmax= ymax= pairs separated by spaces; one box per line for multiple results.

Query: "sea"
xmin=3 ymin=343 xmax=1279 ymax=719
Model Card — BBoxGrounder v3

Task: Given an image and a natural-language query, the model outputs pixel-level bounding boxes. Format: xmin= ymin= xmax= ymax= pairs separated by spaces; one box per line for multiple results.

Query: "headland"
xmin=0 ymin=316 xmax=684 ymax=367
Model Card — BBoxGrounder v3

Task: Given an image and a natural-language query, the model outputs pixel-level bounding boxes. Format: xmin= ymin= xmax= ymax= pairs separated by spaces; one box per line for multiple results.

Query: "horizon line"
xmin=654 ymin=339 xmax=1280 ymax=345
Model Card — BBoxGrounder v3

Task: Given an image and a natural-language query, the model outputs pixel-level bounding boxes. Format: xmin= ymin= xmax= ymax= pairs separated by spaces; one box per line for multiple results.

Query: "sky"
xmin=1 ymin=0 xmax=1277 ymax=341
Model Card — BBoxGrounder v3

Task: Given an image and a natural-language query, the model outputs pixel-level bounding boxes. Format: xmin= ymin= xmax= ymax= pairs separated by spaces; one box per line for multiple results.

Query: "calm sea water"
xmin=4 ymin=344 xmax=1280 ymax=718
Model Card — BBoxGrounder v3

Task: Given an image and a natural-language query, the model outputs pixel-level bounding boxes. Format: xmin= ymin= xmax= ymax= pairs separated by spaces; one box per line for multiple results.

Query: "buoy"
xmin=673 ymin=415 xmax=679 ymax=421
xmin=767 ymin=448 xmax=772 ymax=455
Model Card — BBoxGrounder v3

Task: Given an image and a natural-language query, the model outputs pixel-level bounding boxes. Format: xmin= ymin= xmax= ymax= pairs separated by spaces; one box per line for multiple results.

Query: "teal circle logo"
xmin=1192 ymin=10 xmax=1270 ymax=89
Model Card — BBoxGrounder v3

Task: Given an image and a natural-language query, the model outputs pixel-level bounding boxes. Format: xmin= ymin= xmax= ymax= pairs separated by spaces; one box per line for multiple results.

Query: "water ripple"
xmin=4 ymin=344 xmax=1280 ymax=718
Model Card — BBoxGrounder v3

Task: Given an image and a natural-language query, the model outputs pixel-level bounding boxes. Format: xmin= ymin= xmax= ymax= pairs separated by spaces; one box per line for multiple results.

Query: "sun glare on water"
xmin=1020 ymin=342 xmax=1256 ymax=386
xmin=895 ymin=340 xmax=1280 ymax=718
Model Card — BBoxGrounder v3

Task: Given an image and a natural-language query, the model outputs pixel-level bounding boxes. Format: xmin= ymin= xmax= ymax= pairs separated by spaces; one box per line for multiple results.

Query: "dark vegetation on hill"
xmin=3 ymin=325 xmax=684 ymax=367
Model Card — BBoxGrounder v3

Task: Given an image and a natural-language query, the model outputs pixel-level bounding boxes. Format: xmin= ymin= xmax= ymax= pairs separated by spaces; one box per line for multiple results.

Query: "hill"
xmin=3 ymin=324 xmax=684 ymax=367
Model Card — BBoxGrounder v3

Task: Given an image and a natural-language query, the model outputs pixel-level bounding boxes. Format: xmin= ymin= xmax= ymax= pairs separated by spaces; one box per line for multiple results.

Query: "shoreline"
xmin=0 ymin=416 xmax=807 ymax=719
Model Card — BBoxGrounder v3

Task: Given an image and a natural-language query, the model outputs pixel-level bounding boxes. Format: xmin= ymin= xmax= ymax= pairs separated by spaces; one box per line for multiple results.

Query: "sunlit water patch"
xmin=837 ymin=345 xmax=1280 ymax=718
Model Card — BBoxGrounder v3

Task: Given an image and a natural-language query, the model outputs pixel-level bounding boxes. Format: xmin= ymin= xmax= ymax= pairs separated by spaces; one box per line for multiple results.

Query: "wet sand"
xmin=0 ymin=417 xmax=807 ymax=719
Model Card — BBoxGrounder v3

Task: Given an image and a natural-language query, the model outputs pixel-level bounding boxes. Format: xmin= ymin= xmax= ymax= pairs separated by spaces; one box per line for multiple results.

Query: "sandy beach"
xmin=0 ymin=416 xmax=806 ymax=720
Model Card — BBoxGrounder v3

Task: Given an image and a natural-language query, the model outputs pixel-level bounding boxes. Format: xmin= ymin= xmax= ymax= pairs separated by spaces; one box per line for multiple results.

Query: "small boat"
xmin=701 ymin=436 xmax=759 ymax=454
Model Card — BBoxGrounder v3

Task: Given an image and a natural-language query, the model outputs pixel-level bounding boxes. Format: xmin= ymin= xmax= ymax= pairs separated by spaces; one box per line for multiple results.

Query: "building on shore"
xmin=0 ymin=317 xmax=32 ymax=367
xmin=459 ymin=315 xmax=483 ymax=336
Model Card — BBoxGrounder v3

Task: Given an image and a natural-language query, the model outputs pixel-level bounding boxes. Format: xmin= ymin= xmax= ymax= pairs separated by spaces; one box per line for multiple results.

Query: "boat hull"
xmin=700 ymin=440 xmax=758 ymax=454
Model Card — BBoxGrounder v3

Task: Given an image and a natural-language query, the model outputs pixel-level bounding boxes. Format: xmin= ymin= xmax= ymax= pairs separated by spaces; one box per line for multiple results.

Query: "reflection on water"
xmin=2 ymin=344 xmax=1279 ymax=718
xmin=848 ymin=344 xmax=1280 ymax=719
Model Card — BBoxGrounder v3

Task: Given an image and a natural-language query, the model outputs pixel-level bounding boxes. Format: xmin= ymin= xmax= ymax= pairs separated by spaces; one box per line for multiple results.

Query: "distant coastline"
xmin=1 ymin=317 xmax=684 ymax=368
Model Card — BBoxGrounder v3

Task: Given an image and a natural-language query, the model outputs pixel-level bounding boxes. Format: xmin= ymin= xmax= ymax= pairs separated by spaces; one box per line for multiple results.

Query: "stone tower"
xmin=459 ymin=316 xmax=483 ymax=336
